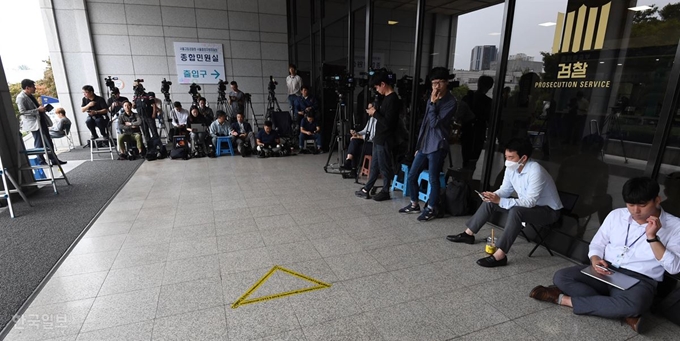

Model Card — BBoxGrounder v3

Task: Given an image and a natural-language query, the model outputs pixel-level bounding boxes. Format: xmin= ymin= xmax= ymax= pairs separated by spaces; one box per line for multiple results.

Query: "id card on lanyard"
xmin=612 ymin=222 xmax=646 ymax=268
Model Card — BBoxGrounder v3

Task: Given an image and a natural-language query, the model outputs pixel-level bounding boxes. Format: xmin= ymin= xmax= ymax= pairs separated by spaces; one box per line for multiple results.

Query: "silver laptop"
xmin=190 ymin=125 xmax=207 ymax=133
xmin=580 ymin=266 xmax=640 ymax=290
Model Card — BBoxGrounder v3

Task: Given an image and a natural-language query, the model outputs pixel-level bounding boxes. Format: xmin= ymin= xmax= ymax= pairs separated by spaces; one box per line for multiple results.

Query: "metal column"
xmin=481 ymin=0 xmax=516 ymax=190
xmin=407 ymin=0 xmax=426 ymax=156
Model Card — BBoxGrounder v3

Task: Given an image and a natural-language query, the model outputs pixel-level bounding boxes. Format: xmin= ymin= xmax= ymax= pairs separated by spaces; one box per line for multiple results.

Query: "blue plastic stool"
xmin=29 ymin=157 xmax=46 ymax=180
xmin=215 ymin=136 xmax=235 ymax=156
xmin=390 ymin=164 xmax=409 ymax=196
xmin=417 ymin=170 xmax=446 ymax=203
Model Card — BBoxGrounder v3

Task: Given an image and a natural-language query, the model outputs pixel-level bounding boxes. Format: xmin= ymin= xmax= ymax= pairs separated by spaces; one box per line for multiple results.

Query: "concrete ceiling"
xmin=356 ymin=0 xmax=505 ymax=16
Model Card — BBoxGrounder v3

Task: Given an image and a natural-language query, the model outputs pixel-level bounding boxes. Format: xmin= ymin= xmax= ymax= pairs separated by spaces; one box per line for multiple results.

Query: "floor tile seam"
xmin=154 ymin=299 xmax=227 ymax=320
xmin=70 ymin=244 xmax=127 ymax=338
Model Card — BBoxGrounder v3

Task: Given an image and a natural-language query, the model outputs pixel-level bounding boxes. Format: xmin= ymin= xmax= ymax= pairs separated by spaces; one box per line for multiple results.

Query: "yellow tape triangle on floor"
xmin=231 ymin=265 xmax=331 ymax=309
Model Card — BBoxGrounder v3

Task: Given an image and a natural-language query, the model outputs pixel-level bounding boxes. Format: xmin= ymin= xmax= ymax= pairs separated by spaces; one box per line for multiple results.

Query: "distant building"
xmin=490 ymin=53 xmax=543 ymax=73
xmin=470 ymin=45 xmax=497 ymax=71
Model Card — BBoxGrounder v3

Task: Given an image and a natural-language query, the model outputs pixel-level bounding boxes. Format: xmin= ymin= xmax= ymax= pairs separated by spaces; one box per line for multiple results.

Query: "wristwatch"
xmin=646 ymin=236 xmax=661 ymax=243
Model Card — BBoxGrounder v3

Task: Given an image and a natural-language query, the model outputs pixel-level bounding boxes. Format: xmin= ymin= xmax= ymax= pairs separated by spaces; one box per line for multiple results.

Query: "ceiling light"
xmin=599 ymin=61 xmax=605 ymax=64
xmin=617 ymin=63 xmax=623 ymax=66
xmin=656 ymin=58 xmax=660 ymax=61
xmin=388 ymin=20 xmax=398 ymax=25
xmin=489 ymin=32 xmax=501 ymax=36
xmin=628 ymin=5 xmax=653 ymax=12
xmin=431 ymin=53 xmax=439 ymax=56
xmin=539 ymin=22 xmax=556 ymax=27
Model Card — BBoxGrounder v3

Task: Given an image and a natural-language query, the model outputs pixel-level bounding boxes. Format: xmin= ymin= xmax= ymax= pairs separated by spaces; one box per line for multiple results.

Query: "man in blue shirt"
xmin=399 ymin=67 xmax=456 ymax=221
xmin=448 ymin=138 xmax=563 ymax=267
xmin=294 ymin=85 xmax=318 ymax=123
xmin=299 ymin=113 xmax=322 ymax=153
xmin=256 ymin=121 xmax=280 ymax=152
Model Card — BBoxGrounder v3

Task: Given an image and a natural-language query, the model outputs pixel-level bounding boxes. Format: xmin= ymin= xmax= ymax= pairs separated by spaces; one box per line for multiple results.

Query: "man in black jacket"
xmin=230 ymin=112 xmax=256 ymax=152
xmin=355 ymin=70 xmax=401 ymax=201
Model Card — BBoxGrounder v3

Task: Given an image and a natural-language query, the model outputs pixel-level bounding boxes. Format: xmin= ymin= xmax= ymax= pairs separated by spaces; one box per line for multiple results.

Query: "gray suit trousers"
xmin=465 ymin=201 xmax=560 ymax=253
xmin=553 ymin=265 xmax=657 ymax=318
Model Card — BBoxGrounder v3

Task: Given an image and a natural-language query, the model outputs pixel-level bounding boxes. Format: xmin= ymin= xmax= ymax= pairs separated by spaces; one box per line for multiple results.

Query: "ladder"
xmin=0 ymin=155 xmax=32 ymax=218
xmin=18 ymin=123 xmax=71 ymax=194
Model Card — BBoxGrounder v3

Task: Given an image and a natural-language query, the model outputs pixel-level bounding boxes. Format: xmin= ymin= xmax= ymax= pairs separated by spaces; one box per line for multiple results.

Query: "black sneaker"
xmin=446 ymin=232 xmax=475 ymax=244
xmin=372 ymin=191 xmax=390 ymax=201
xmin=476 ymin=255 xmax=508 ymax=267
xmin=355 ymin=188 xmax=370 ymax=199
xmin=399 ymin=203 xmax=421 ymax=214
xmin=417 ymin=206 xmax=436 ymax=221
xmin=118 ymin=154 xmax=128 ymax=160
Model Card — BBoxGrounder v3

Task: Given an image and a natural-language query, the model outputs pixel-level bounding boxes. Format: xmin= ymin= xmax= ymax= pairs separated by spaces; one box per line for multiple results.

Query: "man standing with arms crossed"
xmin=399 ymin=67 xmax=456 ymax=221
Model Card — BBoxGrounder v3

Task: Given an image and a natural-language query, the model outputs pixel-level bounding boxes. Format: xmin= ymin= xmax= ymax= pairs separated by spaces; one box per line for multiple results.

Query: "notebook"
xmin=580 ymin=266 xmax=640 ymax=290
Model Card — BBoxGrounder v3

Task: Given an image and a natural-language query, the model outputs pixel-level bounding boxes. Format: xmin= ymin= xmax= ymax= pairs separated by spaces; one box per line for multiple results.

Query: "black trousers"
xmin=86 ymin=115 xmax=109 ymax=137
xmin=141 ymin=115 xmax=159 ymax=143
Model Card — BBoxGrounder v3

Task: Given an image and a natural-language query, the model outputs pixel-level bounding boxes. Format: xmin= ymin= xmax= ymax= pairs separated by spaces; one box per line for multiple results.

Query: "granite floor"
xmin=5 ymin=154 xmax=679 ymax=341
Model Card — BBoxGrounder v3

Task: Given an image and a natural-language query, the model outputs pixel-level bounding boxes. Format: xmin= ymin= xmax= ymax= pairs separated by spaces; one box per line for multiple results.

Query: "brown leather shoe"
xmin=529 ymin=285 xmax=562 ymax=304
xmin=624 ymin=316 xmax=643 ymax=333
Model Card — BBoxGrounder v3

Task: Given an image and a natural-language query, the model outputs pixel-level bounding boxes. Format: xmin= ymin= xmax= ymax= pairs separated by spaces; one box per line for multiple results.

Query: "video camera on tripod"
xmin=104 ymin=76 xmax=118 ymax=92
xmin=324 ymin=71 xmax=356 ymax=93
xmin=189 ymin=83 xmax=202 ymax=104
xmin=268 ymin=76 xmax=278 ymax=93
xmin=217 ymin=79 xmax=228 ymax=101
xmin=133 ymin=79 xmax=146 ymax=97
xmin=160 ymin=78 xmax=172 ymax=102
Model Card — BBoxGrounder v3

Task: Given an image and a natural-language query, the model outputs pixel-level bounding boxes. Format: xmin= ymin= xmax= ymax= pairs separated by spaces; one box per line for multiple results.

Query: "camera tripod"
xmin=244 ymin=94 xmax=260 ymax=131
xmin=266 ymin=89 xmax=282 ymax=121
xmin=324 ymin=92 xmax=350 ymax=174
xmin=159 ymin=96 xmax=172 ymax=144
xmin=216 ymin=92 xmax=229 ymax=116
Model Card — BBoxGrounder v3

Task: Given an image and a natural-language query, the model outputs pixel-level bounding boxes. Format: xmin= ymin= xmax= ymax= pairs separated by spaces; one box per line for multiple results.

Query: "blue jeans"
xmin=365 ymin=143 xmax=394 ymax=193
xmin=288 ymin=95 xmax=299 ymax=115
xmin=299 ymin=133 xmax=322 ymax=149
xmin=407 ymin=148 xmax=447 ymax=208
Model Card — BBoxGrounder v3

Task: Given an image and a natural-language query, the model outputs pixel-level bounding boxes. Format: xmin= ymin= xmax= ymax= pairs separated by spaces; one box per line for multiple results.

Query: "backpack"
xmin=444 ymin=179 xmax=480 ymax=216
xmin=170 ymin=147 xmax=188 ymax=160
xmin=159 ymin=145 xmax=168 ymax=159
xmin=659 ymin=286 xmax=680 ymax=326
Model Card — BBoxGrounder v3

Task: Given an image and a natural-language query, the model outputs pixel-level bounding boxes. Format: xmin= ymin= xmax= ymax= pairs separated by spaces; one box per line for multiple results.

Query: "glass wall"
xmin=488 ymin=0 xmax=680 ymax=260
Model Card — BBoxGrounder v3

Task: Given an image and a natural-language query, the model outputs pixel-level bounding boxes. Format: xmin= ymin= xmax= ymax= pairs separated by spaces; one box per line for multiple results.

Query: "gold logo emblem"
xmin=552 ymin=1 xmax=610 ymax=53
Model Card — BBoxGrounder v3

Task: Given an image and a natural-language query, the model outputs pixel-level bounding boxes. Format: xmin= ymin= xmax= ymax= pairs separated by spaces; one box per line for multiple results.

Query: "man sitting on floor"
xmin=230 ymin=112 xmax=256 ymax=153
xmin=299 ymin=113 xmax=322 ymax=153
xmin=530 ymin=177 xmax=680 ymax=333
xmin=117 ymin=101 xmax=143 ymax=159
xmin=447 ymin=138 xmax=563 ymax=267
xmin=256 ymin=121 xmax=280 ymax=157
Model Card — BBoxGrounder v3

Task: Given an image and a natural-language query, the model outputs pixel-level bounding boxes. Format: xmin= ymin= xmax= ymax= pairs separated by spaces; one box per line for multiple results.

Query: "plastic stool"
xmin=417 ymin=170 xmax=446 ymax=203
xmin=28 ymin=157 xmax=46 ymax=180
xmin=215 ymin=136 xmax=235 ymax=156
xmin=390 ymin=164 xmax=409 ymax=196
xmin=360 ymin=155 xmax=372 ymax=177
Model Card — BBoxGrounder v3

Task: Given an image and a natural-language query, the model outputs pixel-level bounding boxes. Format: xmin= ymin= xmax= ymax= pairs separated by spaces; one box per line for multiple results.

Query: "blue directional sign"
xmin=174 ymin=42 xmax=226 ymax=85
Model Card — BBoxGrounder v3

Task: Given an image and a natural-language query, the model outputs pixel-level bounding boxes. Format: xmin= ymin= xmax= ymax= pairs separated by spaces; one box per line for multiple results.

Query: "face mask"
xmin=505 ymin=159 xmax=520 ymax=171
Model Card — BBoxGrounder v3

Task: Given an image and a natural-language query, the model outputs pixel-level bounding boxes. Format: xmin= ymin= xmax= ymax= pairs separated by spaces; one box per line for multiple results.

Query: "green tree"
xmin=8 ymin=59 xmax=57 ymax=119
xmin=451 ymin=84 xmax=470 ymax=101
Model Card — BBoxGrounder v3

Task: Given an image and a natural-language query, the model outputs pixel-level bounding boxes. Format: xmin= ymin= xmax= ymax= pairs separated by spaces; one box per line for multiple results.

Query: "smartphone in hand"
xmin=44 ymin=104 xmax=54 ymax=112
xmin=474 ymin=190 xmax=485 ymax=200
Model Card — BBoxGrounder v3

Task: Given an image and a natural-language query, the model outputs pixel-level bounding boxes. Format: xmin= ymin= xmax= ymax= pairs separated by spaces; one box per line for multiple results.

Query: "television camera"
xmin=324 ymin=71 xmax=356 ymax=93
xmin=268 ymin=76 xmax=278 ymax=93
xmin=160 ymin=78 xmax=172 ymax=102
xmin=133 ymin=79 xmax=146 ymax=97
xmin=189 ymin=83 xmax=202 ymax=104
xmin=217 ymin=79 xmax=227 ymax=101
xmin=104 ymin=76 xmax=118 ymax=92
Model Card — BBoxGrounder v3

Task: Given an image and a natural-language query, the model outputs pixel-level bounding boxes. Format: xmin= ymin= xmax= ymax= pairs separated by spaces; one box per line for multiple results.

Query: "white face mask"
xmin=505 ymin=160 xmax=520 ymax=171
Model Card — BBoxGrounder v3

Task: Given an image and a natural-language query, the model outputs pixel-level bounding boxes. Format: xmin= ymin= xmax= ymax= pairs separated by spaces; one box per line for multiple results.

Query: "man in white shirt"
xmin=341 ymin=117 xmax=376 ymax=171
xmin=170 ymin=101 xmax=189 ymax=138
xmin=530 ymin=177 xmax=680 ymax=333
xmin=286 ymin=64 xmax=302 ymax=116
xmin=448 ymin=138 xmax=563 ymax=267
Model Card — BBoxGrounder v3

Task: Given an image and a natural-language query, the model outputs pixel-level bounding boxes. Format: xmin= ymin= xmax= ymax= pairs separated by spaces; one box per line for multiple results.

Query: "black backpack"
xmin=445 ymin=179 xmax=480 ymax=216
xmin=170 ymin=147 xmax=188 ymax=160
